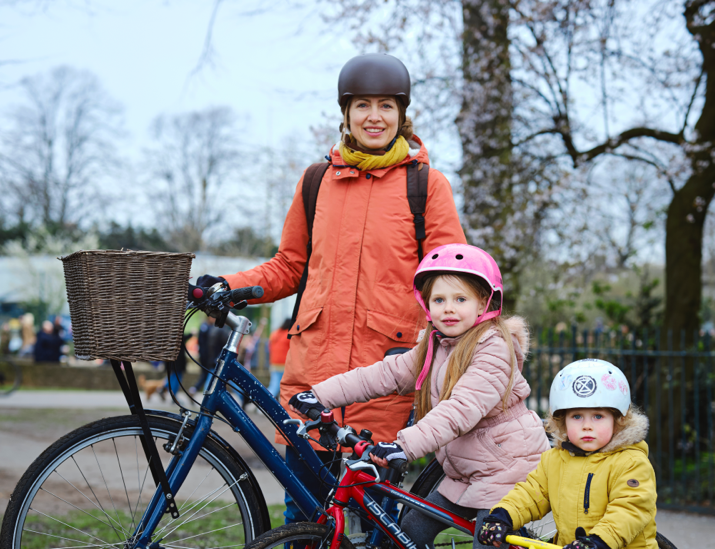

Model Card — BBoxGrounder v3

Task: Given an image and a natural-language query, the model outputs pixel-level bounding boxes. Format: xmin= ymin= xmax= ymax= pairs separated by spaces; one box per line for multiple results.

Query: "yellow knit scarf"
xmin=339 ymin=135 xmax=410 ymax=171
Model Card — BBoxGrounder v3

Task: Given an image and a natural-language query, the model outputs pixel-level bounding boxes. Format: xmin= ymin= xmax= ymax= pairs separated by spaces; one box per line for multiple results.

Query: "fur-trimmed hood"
xmin=548 ymin=406 xmax=649 ymax=454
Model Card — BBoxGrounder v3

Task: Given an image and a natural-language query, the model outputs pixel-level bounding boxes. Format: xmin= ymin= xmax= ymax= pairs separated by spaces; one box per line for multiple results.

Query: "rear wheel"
xmin=0 ymin=414 xmax=269 ymax=548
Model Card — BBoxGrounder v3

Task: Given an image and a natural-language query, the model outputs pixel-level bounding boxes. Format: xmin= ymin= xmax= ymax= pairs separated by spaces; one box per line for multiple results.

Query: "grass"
xmin=2 ymin=503 xmax=288 ymax=548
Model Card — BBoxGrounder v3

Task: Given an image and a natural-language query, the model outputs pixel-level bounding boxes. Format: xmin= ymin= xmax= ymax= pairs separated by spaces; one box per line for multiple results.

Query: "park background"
xmin=1 ymin=0 xmax=714 ymax=514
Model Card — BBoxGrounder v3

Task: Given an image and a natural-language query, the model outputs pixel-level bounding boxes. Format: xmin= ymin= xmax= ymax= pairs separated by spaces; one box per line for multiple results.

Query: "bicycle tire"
xmin=0 ymin=356 xmax=21 ymax=396
xmin=246 ymin=522 xmax=355 ymax=549
xmin=0 ymin=414 xmax=269 ymax=549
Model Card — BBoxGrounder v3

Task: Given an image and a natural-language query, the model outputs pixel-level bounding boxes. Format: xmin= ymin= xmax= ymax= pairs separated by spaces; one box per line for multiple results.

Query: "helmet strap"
xmin=472 ymin=289 xmax=501 ymax=327
xmin=415 ymin=330 xmax=441 ymax=391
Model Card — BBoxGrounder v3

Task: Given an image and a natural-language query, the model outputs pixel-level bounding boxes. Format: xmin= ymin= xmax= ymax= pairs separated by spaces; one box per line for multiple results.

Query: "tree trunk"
xmin=664 ymin=2 xmax=715 ymax=341
xmin=457 ymin=0 xmax=517 ymax=311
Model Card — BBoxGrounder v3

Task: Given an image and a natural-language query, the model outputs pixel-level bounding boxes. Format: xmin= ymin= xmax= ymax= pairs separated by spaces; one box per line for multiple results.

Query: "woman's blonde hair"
xmin=340 ymin=97 xmax=414 ymax=142
xmin=413 ymin=274 xmax=516 ymax=421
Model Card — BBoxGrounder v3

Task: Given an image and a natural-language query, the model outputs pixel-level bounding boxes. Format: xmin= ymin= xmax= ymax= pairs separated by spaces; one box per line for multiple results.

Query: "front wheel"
xmin=0 ymin=414 xmax=269 ymax=548
xmin=246 ymin=522 xmax=355 ymax=549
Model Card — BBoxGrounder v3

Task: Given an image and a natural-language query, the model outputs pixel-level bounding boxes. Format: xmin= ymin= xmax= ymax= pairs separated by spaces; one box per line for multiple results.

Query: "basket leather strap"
xmin=110 ymin=359 xmax=180 ymax=518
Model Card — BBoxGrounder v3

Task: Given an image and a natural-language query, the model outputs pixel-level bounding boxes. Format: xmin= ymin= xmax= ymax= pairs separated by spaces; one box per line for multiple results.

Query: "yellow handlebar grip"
xmin=504 ymin=534 xmax=562 ymax=548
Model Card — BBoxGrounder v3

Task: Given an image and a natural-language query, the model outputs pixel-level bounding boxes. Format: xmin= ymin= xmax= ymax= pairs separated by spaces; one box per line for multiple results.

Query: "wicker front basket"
xmin=61 ymin=250 xmax=195 ymax=362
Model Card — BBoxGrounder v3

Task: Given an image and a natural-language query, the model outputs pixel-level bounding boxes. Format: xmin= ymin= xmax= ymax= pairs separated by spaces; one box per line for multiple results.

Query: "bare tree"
xmin=0 ymin=66 xmax=123 ymax=234
xmin=323 ymin=0 xmax=713 ymax=337
xmin=144 ymin=106 xmax=242 ymax=252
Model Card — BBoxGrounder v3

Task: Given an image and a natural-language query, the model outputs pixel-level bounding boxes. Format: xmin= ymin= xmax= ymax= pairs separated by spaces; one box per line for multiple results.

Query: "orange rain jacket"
xmin=221 ymin=136 xmax=466 ymax=446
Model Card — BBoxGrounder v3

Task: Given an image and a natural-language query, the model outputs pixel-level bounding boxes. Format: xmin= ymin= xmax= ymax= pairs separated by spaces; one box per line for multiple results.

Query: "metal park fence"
xmin=524 ymin=328 xmax=715 ymax=514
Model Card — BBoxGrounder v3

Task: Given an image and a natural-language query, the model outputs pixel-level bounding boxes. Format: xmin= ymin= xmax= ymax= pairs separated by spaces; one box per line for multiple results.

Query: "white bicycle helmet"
xmin=549 ymin=358 xmax=631 ymax=415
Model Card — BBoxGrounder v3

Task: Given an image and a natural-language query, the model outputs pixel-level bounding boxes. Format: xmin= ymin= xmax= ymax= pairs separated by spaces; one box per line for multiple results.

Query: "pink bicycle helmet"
xmin=412 ymin=244 xmax=504 ymax=390
xmin=413 ymin=243 xmax=503 ymax=324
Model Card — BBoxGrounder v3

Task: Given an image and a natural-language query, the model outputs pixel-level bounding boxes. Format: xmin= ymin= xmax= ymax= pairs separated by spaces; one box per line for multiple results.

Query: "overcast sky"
xmin=1 ymin=1 xmax=361 ymax=156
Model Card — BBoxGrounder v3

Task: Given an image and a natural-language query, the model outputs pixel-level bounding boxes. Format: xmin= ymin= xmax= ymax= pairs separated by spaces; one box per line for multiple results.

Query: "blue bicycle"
xmin=0 ymin=283 xmax=436 ymax=549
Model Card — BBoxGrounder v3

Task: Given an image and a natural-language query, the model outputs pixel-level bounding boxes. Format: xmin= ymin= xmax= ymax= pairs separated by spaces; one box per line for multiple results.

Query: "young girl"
xmin=289 ymin=243 xmax=550 ymax=548
xmin=478 ymin=359 xmax=657 ymax=549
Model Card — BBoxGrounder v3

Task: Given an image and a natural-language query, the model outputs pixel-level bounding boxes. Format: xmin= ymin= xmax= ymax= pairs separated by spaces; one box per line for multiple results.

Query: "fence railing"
xmin=524 ymin=327 xmax=715 ymax=514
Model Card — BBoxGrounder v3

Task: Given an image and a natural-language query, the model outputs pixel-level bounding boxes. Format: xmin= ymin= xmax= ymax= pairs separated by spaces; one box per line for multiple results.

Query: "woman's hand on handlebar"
xmin=196 ymin=274 xmax=228 ymax=289
xmin=288 ymin=391 xmax=326 ymax=419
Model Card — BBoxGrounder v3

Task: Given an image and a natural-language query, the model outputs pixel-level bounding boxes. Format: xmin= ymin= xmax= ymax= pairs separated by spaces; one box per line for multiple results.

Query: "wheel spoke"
xmin=59 ymin=462 xmax=127 ymax=539
xmin=90 ymin=444 xmax=128 ymax=537
xmin=112 ymin=437 xmax=137 ymax=534
xmin=154 ymin=477 xmax=240 ymax=539
xmin=26 ymin=507 xmax=119 ymax=547
xmin=22 ymin=527 xmax=122 ymax=548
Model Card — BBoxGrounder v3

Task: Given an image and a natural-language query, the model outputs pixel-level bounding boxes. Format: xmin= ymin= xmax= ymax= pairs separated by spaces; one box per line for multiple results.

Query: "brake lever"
xmin=283 ymin=417 xmax=323 ymax=439
xmin=345 ymin=456 xmax=380 ymax=479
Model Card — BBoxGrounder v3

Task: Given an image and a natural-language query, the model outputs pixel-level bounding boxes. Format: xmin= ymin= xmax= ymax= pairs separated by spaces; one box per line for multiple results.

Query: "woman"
xmin=199 ymin=53 xmax=466 ymax=522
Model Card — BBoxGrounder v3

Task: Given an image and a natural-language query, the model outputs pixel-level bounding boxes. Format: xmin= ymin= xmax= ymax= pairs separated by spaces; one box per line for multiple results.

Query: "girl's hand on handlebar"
xmin=369 ymin=441 xmax=406 ymax=468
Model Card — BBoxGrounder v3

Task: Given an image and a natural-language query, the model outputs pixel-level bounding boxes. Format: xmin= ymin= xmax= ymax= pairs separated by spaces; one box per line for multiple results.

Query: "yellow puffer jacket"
xmin=495 ymin=408 xmax=657 ymax=549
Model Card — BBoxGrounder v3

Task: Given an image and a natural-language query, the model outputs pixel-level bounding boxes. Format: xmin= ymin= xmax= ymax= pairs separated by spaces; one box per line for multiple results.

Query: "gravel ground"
xmin=1 ymin=390 xmax=713 ymax=546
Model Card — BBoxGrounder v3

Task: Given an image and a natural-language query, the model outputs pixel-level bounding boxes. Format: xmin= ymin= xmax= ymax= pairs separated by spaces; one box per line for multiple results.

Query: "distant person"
xmin=34 ymin=320 xmax=63 ymax=363
xmin=19 ymin=313 xmax=36 ymax=357
xmin=190 ymin=317 xmax=230 ymax=395
xmin=159 ymin=333 xmax=191 ymax=399
xmin=267 ymin=318 xmax=292 ymax=397
xmin=52 ymin=315 xmax=66 ymax=340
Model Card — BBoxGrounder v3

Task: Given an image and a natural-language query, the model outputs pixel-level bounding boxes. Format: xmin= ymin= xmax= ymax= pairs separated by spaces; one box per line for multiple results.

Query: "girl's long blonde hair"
xmin=413 ymin=274 xmax=517 ymax=421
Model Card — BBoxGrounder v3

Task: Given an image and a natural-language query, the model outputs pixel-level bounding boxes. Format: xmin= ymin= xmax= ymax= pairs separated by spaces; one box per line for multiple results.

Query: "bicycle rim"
xmin=3 ymin=415 xmax=261 ymax=548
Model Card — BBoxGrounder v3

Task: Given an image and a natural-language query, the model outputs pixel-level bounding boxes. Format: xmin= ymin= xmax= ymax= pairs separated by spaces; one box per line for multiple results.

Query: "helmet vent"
xmin=455 ymin=254 xmax=463 ymax=260
xmin=432 ymin=254 xmax=439 ymax=259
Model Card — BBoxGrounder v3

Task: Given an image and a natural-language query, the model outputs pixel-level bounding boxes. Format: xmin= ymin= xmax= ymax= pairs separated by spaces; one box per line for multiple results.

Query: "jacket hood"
xmin=330 ymin=135 xmax=429 ymax=170
xmin=477 ymin=316 xmax=530 ymax=356
xmin=550 ymin=406 xmax=649 ymax=454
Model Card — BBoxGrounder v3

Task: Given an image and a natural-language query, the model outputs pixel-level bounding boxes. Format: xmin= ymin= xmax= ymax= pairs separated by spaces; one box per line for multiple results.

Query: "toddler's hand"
xmin=563 ymin=539 xmax=598 ymax=549
xmin=477 ymin=515 xmax=510 ymax=546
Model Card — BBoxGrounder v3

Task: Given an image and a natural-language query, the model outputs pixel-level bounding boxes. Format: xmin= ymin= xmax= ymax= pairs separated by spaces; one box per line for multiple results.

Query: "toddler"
xmin=478 ymin=358 xmax=657 ymax=549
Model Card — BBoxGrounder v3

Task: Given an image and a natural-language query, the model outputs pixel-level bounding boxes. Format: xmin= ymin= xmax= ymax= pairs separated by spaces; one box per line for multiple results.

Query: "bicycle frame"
xmin=318 ymin=465 xmax=475 ymax=549
xmin=132 ymin=312 xmax=336 ymax=548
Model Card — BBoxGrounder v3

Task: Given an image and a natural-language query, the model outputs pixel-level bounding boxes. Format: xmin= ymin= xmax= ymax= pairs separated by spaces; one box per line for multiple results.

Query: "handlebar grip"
xmin=306 ymin=408 xmax=322 ymax=421
xmin=229 ymin=286 xmax=264 ymax=301
xmin=390 ymin=458 xmax=409 ymax=474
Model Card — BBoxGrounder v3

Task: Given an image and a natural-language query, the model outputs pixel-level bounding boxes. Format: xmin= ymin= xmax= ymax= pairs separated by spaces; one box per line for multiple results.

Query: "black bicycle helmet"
xmin=338 ymin=53 xmax=411 ymax=109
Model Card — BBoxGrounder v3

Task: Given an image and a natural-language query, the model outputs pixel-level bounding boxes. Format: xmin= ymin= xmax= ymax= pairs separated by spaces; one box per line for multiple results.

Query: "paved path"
xmin=1 ymin=390 xmax=713 ymax=545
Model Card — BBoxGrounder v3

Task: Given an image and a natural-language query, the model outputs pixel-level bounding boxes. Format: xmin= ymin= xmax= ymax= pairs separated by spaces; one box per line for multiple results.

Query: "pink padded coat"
xmin=312 ymin=316 xmax=550 ymax=509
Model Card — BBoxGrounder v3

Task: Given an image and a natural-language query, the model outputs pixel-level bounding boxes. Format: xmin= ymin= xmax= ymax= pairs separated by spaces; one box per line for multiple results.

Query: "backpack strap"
xmin=288 ymin=162 xmax=331 ymax=337
xmin=406 ymin=161 xmax=429 ymax=261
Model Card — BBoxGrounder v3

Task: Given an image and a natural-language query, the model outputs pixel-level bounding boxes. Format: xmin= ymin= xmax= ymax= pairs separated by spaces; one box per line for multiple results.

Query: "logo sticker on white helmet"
xmin=601 ymin=373 xmax=617 ymax=391
xmin=572 ymin=375 xmax=597 ymax=398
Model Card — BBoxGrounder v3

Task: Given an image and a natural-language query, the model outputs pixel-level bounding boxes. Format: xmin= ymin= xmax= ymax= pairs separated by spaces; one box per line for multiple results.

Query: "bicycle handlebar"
xmin=504 ymin=534 xmax=561 ymax=548
xmin=305 ymin=408 xmax=408 ymax=474
xmin=229 ymin=286 xmax=264 ymax=301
